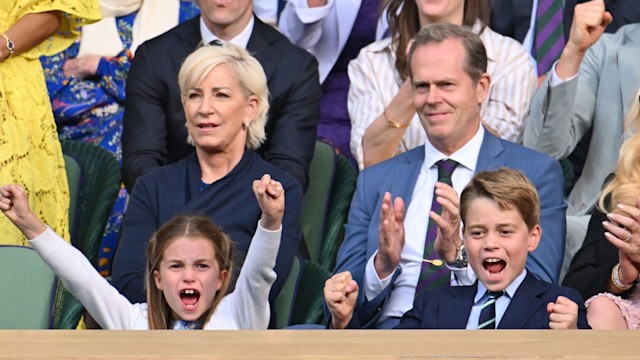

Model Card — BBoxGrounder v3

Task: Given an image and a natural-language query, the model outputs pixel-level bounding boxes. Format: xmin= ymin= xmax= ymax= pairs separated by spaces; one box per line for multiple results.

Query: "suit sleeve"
xmin=121 ymin=44 xmax=169 ymax=192
xmin=262 ymin=51 xmax=320 ymax=191
xmin=523 ymin=44 xmax=600 ymax=159
xmin=527 ymin=156 xmax=567 ymax=284
xmin=111 ymin=177 xmax=160 ymax=303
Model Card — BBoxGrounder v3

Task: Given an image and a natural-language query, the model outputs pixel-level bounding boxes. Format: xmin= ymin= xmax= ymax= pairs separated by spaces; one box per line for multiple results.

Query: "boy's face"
xmin=463 ymin=197 xmax=541 ymax=292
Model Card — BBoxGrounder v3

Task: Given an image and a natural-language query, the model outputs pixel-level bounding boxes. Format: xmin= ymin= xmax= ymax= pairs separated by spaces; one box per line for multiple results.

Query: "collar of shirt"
xmin=474 ymin=268 xmax=528 ymax=304
xmin=421 ymin=125 xmax=484 ymax=175
xmin=199 ymin=15 xmax=254 ymax=49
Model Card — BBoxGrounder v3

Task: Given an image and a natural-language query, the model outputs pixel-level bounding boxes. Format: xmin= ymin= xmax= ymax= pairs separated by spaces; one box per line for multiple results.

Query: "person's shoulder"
xmin=136 ymin=156 xmax=191 ymax=186
xmin=361 ymin=147 xmax=423 ymax=177
xmin=497 ymin=136 xmax=557 ymax=165
xmin=136 ymin=17 xmax=199 ymax=53
xmin=479 ymin=24 xmax=531 ymax=61
xmin=254 ymin=19 xmax=316 ymax=62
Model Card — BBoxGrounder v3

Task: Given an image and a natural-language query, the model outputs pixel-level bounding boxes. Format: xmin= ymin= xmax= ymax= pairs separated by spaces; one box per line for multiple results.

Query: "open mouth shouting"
xmin=483 ymin=258 xmax=506 ymax=279
xmin=180 ymin=288 xmax=201 ymax=309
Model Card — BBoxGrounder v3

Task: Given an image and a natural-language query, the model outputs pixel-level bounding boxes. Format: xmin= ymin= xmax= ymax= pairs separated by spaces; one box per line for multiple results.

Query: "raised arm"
xmin=225 ymin=174 xmax=284 ymax=329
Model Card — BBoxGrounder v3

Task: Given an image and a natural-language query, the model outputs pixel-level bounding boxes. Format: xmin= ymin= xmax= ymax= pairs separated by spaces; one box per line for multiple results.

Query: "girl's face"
xmin=153 ymin=236 xmax=227 ymax=322
xmin=415 ymin=0 xmax=465 ymax=26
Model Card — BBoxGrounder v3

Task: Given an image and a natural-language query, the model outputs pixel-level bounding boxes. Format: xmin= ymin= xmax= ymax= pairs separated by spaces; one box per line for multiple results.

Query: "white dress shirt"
xmin=363 ymin=126 xmax=485 ymax=321
xmin=200 ymin=16 xmax=254 ymax=48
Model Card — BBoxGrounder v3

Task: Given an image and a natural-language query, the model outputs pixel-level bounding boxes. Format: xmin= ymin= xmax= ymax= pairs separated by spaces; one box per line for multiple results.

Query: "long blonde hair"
xmin=598 ymin=90 xmax=640 ymax=212
xmin=146 ymin=214 xmax=233 ymax=329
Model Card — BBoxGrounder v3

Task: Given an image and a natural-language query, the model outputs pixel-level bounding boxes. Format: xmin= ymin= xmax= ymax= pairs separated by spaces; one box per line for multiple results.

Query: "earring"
xmin=242 ymin=122 xmax=248 ymax=130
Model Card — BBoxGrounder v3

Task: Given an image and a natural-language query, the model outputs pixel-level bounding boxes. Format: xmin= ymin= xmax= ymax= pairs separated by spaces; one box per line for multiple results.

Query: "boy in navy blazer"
xmin=326 ymin=168 xmax=590 ymax=329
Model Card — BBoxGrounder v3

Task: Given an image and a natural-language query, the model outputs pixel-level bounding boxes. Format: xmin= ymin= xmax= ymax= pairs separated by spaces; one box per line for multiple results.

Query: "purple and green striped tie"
xmin=534 ymin=0 xmax=565 ymax=75
xmin=415 ymin=159 xmax=458 ymax=296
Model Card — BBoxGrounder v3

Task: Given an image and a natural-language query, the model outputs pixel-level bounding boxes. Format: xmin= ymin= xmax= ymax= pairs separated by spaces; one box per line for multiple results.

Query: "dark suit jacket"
xmin=395 ymin=272 xmax=590 ymax=329
xmin=332 ymin=129 xmax=567 ymax=327
xmin=489 ymin=0 xmax=640 ymax=43
xmin=122 ymin=16 xmax=321 ymax=191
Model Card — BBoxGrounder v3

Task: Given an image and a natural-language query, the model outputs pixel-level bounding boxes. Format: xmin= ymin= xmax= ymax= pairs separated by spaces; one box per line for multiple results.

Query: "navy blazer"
xmin=396 ymin=272 xmax=590 ymax=329
xmin=121 ymin=16 xmax=321 ymax=191
xmin=332 ymin=129 xmax=566 ymax=327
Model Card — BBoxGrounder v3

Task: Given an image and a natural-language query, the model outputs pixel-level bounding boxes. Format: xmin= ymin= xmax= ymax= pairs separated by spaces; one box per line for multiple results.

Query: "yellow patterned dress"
xmin=0 ymin=0 xmax=100 ymax=245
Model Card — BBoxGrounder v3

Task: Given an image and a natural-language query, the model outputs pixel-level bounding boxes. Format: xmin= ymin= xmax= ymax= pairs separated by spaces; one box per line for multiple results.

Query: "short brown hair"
xmin=408 ymin=22 xmax=487 ymax=85
xmin=146 ymin=214 xmax=233 ymax=329
xmin=460 ymin=168 xmax=539 ymax=230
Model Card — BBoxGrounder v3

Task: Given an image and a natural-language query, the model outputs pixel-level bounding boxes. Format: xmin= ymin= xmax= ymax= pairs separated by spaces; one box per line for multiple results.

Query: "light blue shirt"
xmin=465 ymin=269 xmax=528 ymax=329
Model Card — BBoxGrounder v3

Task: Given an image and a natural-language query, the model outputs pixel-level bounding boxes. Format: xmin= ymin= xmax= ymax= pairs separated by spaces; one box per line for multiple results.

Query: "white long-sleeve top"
xmin=348 ymin=22 xmax=536 ymax=169
xmin=30 ymin=222 xmax=281 ymax=329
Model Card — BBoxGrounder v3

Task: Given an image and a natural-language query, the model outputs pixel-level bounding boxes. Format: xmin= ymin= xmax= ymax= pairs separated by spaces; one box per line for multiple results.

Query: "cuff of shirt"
xmin=364 ymin=250 xmax=393 ymax=301
xmin=549 ymin=60 xmax=579 ymax=88
xmin=446 ymin=263 xmax=476 ymax=286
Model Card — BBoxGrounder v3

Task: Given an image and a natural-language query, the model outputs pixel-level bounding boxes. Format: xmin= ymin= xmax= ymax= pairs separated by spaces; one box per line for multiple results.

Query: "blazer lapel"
xmin=170 ymin=17 xmax=202 ymax=74
xmin=246 ymin=17 xmax=278 ymax=82
xmin=498 ymin=273 xmax=548 ymax=329
xmin=394 ymin=147 xmax=426 ymax=206
xmin=439 ymin=284 xmax=476 ymax=329
xmin=475 ymin=129 xmax=506 ymax=172
xmin=617 ymin=27 xmax=640 ymax=117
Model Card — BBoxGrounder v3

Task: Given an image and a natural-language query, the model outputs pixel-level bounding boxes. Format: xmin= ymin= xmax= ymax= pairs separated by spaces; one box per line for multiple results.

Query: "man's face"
xmin=198 ymin=0 xmax=254 ymax=37
xmin=463 ymin=197 xmax=541 ymax=292
xmin=410 ymin=39 xmax=489 ymax=155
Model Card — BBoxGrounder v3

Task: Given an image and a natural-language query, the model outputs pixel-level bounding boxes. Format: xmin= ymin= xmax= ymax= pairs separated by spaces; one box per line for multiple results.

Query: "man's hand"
xmin=431 ymin=182 xmax=462 ymax=263
xmin=547 ymin=296 xmax=579 ymax=329
xmin=374 ymin=192 xmax=405 ymax=278
xmin=556 ymin=0 xmax=612 ymax=79
xmin=253 ymin=174 xmax=285 ymax=231
xmin=324 ymin=271 xmax=359 ymax=329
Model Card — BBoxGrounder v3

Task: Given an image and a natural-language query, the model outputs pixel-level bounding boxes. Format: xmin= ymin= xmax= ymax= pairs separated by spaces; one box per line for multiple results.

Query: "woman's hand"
xmin=0 ymin=185 xmax=47 ymax=239
xmin=63 ymin=55 xmax=101 ymax=79
xmin=603 ymin=198 xmax=640 ymax=266
xmin=253 ymin=174 xmax=285 ymax=231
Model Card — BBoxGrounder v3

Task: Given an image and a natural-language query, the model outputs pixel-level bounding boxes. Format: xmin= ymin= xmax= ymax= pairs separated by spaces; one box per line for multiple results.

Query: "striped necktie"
xmin=534 ymin=0 xmax=565 ymax=75
xmin=415 ymin=159 xmax=459 ymax=296
xmin=477 ymin=290 xmax=505 ymax=329
xmin=172 ymin=319 xmax=201 ymax=330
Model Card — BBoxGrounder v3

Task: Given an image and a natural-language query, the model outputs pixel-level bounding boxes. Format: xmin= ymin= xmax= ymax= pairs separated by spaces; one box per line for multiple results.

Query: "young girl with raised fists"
xmin=0 ymin=174 xmax=284 ymax=330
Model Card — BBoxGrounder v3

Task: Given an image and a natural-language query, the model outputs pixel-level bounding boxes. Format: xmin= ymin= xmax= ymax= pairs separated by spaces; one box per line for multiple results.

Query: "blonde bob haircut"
xmin=178 ymin=43 xmax=269 ymax=150
xmin=598 ymin=89 xmax=640 ymax=213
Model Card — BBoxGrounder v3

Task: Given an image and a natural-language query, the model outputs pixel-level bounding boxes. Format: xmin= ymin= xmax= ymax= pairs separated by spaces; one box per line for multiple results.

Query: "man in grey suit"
xmin=332 ymin=23 xmax=566 ymax=329
xmin=523 ymin=0 xmax=640 ymax=279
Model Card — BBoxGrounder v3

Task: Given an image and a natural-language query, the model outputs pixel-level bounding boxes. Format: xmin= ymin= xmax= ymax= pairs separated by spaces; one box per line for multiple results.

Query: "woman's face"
xmin=183 ymin=63 xmax=258 ymax=154
xmin=415 ymin=0 xmax=465 ymax=26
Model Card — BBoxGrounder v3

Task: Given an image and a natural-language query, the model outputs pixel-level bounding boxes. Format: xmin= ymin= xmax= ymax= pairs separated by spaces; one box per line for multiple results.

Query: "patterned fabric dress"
xmin=586 ymin=283 xmax=640 ymax=329
xmin=0 ymin=0 xmax=100 ymax=246
xmin=40 ymin=1 xmax=200 ymax=274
